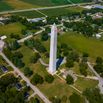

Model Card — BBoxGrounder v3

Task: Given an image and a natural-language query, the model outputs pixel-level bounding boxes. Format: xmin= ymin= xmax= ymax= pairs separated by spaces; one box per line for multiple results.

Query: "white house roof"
xmin=0 ymin=35 xmax=7 ymax=40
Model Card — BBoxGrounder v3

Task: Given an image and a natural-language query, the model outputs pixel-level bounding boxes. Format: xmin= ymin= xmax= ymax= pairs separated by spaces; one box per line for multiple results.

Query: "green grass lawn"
xmin=40 ymin=6 xmax=84 ymax=17
xmin=58 ymin=32 xmax=103 ymax=59
xmin=0 ymin=1 xmax=13 ymax=12
xmin=18 ymin=45 xmax=34 ymax=67
xmin=0 ymin=22 xmax=26 ymax=41
xmin=74 ymin=77 xmax=98 ymax=91
xmin=38 ymin=76 xmax=79 ymax=103
xmin=12 ymin=10 xmax=44 ymax=18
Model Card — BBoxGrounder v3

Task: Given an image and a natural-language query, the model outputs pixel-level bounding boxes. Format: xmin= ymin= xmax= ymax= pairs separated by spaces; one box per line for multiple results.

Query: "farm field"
xmin=6 ymin=0 xmax=39 ymax=10
xmin=0 ymin=1 xmax=13 ymax=12
xmin=58 ymin=32 xmax=103 ymax=59
xmin=40 ymin=6 xmax=85 ymax=17
xmin=12 ymin=10 xmax=44 ymax=18
xmin=21 ymin=0 xmax=67 ymax=6
xmin=21 ymin=0 xmax=92 ymax=6
xmin=0 ymin=0 xmax=92 ymax=12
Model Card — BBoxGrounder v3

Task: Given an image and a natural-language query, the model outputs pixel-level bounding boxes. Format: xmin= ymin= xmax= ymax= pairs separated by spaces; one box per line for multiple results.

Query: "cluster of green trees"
xmin=0 ymin=73 xmax=26 ymax=103
xmin=30 ymin=53 xmax=41 ymax=64
xmin=79 ymin=53 xmax=89 ymax=76
xmin=10 ymin=33 xmax=21 ymax=40
xmin=66 ymin=74 xmax=74 ymax=85
xmin=64 ymin=21 xmax=97 ymax=37
xmin=31 ymin=73 xmax=54 ymax=85
xmin=41 ymin=31 xmax=49 ymax=41
xmin=29 ymin=97 xmax=40 ymax=103
xmin=83 ymin=88 xmax=103 ymax=103
xmin=24 ymin=39 xmax=46 ymax=53
xmin=3 ymin=45 xmax=25 ymax=68
xmin=66 ymin=51 xmax=79 ymax=68
xmin=94 ymin=57 xmax=103 ymax=77
xmin=57 ymin=43 xmax=72 ymax=58
xmin=24 ymin=67 xmax=33 ymax=77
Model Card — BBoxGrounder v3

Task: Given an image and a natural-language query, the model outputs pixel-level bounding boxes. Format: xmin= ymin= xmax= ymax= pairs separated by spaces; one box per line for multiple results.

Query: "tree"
xmin=14 ymin=51 xmax=23 ymax=58
xmin=12 ymin=56 xmax=25 ymax=68
xmin=69 ymin=93 xmax=81 ymax=103
xmin=9 ymin=40 xmax=20 ymax=50
xmin=83 ymin=88 xmax=103 ymax=103
xmin=66 ymin=75 xmax=74 ymax=85
xmin=79 ymin=62 xmax=88 ymax=76
xmin=10 ymin=33 xmax=21 ymax=40
xmin=96 ymin=57 xmax=103 ymax=64
xmin=45 ymin=74 xmax=54 ymax=83
xmin=30 ymin=53 xmax=40 ymax=63
xmin=31 ymin=74 xmax=44 ymax=85
xmin=61 ymin=95 xmax=67 ymax=103
xmin=83 ymin=52 xmax=89 ymax=57
xmin=24 ymin=67 xmax=33 ymax=77
xmin=65 ymin=59 xmax=74 ymax=68
xmin=67 ymin=51 xmax=79 ymax=62
xmin=30 ymin=97 xmax=40 ymax=103
xmin=41 ymin=31 xmax=49 ymax=41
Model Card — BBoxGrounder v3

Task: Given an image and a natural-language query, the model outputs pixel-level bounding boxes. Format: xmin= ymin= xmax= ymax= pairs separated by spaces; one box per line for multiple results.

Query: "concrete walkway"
xmin=87 ymin=62 xmax=103 ymax=93
xmin=18 ymin=29 xmax=44 ymax=43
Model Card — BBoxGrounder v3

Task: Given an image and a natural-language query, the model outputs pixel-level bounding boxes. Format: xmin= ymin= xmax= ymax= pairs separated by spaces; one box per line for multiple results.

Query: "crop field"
xmin=12 ymin=10 xmax=44 ymax=18
xmin=0 ymin=1 xmax=13 ymax=12
xmin=0 ymin=0 xmax=92 ymax=12
xmin=21 ymin=0 xmax=67 ymax=6
xmin=40 ymin=6 xmax=84 ymax=17
xmin=6 ymin=0 xmax=38 ymax=9
xmin=21 ymin=0 xmax=92 ymax=6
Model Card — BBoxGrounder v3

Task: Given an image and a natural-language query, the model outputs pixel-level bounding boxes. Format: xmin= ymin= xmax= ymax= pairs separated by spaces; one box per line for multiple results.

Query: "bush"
xmin=65 ymin=59 xmax=74 ymax=68
xmin=45 ymin=74 xmax=54 ymax=83
xmin=66 ymin=75 xmax=74 ymax=84
xmin=31 ymin=74 xmax=44 ymax=85
xmin=24 ymin=67 xmax=33 ymax=77
xmin=66 ymin=75 xmax=74 ymax=85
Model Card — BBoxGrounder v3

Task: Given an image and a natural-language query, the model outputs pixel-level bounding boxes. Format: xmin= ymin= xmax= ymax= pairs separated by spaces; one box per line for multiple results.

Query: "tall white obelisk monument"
xmin=49 ymin=23 xmax=57 ymax=74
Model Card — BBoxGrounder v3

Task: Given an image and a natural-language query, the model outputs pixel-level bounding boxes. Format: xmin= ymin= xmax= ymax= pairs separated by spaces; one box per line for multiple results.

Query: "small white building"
xmin=96 ymin=34 xmax=102 ymax=39
xmin=27 ymin=18 xmax=43 ymax=23
xmin=83 ymin=5 xmax=92 ymax=9
xmin=0 ymin=35 xmax=7 ymax=40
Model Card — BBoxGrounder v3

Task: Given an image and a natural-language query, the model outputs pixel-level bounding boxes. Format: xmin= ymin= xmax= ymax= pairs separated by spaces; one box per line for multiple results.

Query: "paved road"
xmin=87 ymin=62 xmax=103 ymax=93
xmin=18 ymin=29 xmax=44 ymax=43
xmin=0 ymin=52 xmax=51 ymax=103
xmin=0 ymin=2 xmax=94 ymax=15
xmin=39 ymin=58 xmax=49 ymax=67
xmin=75 ymin=74 xmax=98 ymax=80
